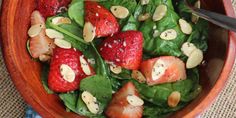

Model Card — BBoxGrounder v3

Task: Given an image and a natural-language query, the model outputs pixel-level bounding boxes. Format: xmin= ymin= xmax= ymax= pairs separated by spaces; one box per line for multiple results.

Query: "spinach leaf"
xmin=59 ymin=91 xmax=79 ymax=113
xmin=100 ymin=0 xmax=137 ymax=27
xmin=46 ymin=16 xmax=89 ymax=51
xmin=140 ymin=10 xmax=186 ymax=56
xmin=110 ymin=69 xmax=132 ymax=80
xmin=143 ymin=102 xmax=186 ymax=118
xmin=122 ymin=15 xmax=138 ymax=31
xmin=188 ymin=19 xmax=208 ymax=52
xmin=132 ymin=68 xmax=201 ymax=106
xmin=77 ymin=75 xmax=112 ymax=116
xmin=41 ymin=64 xmax=54 ymax=94
xmin=174 ymin=0 xmax=198 ymax=21
xmin=68 ymin=0 xmax=84 ymax=27
xmin=100 ymin=0 xmax=137 ymax=15
xmin=144 ymin=0 xmax=174 ymax=15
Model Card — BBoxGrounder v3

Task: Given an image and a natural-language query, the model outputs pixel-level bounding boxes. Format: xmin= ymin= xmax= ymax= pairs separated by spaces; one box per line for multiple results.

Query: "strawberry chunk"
xmin=105 ymin=82 xmax=143 ymax=118
xmin=48 ymin=48 xmax=95 ymax=92
xmin=99 ymin=31 xmax=143 ymax=70
xmin=140 ymin=56 xmax=187 ymax=85
xmin=29 ymin=10 xmax=55 ymax=58
xmin=37 ymin=0 xmax=71 ymax=18
xmin=85 ymin=1 xmax=119 ymax=37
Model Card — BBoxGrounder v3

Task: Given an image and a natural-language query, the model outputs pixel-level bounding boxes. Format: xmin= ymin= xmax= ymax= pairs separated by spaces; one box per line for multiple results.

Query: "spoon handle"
xmin=185 ymin=0 xmax=236 ymax=32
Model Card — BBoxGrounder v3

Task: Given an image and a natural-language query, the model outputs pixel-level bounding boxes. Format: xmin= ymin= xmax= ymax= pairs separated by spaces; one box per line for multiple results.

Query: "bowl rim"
xmin=0 ymin=0 xmax=236 ymax=118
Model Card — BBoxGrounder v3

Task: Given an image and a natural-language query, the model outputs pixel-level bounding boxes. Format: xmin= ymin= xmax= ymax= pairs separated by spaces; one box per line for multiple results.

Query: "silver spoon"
xmin=184 ymin=0 xmax=236 ymax=32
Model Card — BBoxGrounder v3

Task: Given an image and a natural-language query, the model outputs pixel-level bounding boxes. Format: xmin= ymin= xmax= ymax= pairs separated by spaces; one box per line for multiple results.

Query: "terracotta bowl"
xmin=1 ymin=0 xmax=236 ymax=118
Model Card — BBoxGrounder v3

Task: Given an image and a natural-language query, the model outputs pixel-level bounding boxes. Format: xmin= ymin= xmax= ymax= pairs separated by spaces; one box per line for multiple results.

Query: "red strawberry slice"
xmin=29 ymin=10 xmax=55 ymax=58
xmin=105 ymin=82 xmax=143 ymax=118
xmin=99 ymin=31 xmax=143 ymax=70
xmin=85 ymin=1 xmax=119 ymax=37
xmin=140 ymin=56 xmax=187 ymax=85
xmin=37 ymin=0 xmax=71 ymax=18
xmin=48 ymin=48 xmax=95 ymax=92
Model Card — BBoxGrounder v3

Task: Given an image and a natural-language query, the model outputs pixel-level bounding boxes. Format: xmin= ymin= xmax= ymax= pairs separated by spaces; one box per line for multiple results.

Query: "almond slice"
xmin=110 ymin=65 xmax=122 ymax=74
xmin=110 ymin=6 xmax=129 ymax=19
xmin=141 ymin=0 xmax=150 ymax=5
xmin=81 ymin=91 xmax=99 ymax=114
xmin=52 ymin=17 xmax=72 ymax=25
xmin=168 ymin=91 xmax=181 ymax=108
xmin=83 ymin=22 xmax=96 ymax=42
xmin=131 ymin=70 xmax=146 ymax=83
xmin=127 ymin=94 xmax=144 ymax=107
xmin=153 ymin=4 xmax=167 ymax=21
xmin=80 ymin=56 xmax=92 ymax=75
xmin=46 ymin=29 xmax=64 ymax=39
xmin=153 ymin=30 xmax=160 ymax=38
xmin=179 ymin=19 xmax=192 ymax=34
xmin=28 ymin=24 xmax=43 ymax=37
xmin=152 ymin=59 xmax=167 ymax=80
xmin=138 ymin=13 xmax=150 ymax=21
xmin=181 ymin=42 xmax=197 ymax=57
xmin=186 ymin=49 xmax=203 ymax=69
xmin=60 ymin=64 xmax=75 ymax=82
xmin=54 ymin=38 xmax=72 ymax=49
xmin=160 ymin=29 xmax=177 ymax=40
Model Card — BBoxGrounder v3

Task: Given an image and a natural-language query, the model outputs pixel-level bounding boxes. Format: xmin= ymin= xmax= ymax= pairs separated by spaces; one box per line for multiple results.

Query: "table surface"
xmin=0 ymin=1 xmax=236 ymax=118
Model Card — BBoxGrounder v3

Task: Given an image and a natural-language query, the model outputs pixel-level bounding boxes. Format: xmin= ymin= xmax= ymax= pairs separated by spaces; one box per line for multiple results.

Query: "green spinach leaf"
xmin=68 ymin=0 xmax=84 ymax=27
xmin=41 ymin=64 xmax=54 ymax=94
xmin=46 ymin=16 xmax=89 ymax=52
xmin=77 ymin=75 xmax=112 ymax=116
xmin=59 ymin=91 xmax=79 ymax=113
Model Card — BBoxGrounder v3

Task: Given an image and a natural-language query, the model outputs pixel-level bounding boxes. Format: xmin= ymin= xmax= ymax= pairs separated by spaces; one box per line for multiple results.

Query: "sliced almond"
xmin=152 ymin=60 xmax=167 ymax=80
xmin=192 ymin=1 xmax=200 ymax=23
xmin=39 ymin=54 xmax=51 ymax=62
xmin=186 ymin=49 xmax=203 ymax=69
xmin=131 ymin=70 xmax=146 ymax=83
xmin=52 ymin=17 xmax=72 ymax=25
xmin=138 ymin=13 xmax=150 ymax=21
xmin=54 ymin=38 xmax=72 ymax=49
xmin=153 ymin=4 xmax=167 ymax=21
xmin=181 ymin=42 xmax=197 ymax=57
xmin=28 ymin=24 xmax=43 ymax=37
xmin=60 ymin=64 xmax=75 ymax=82
xmin=160 ymin=29 xmax=177 ymax=40
xmin=81 ymin=91 xmax=96 ymax=103
xmin=179 ymin=19 xmax=192 ymax=34
xmin=153 ymin=30 xmax=160 ymax=38
xmin=80 ymin=56 xmax=92 ymax=75
xmin=141 ymin=0 xmax=150 ymax=5
xmin=168 ymin=91 xmax=181 ymax=108
xmin=83 ymin=22 xmax=96 ymax=42
xmin=46 ymin=29 xmax=64 ymax=39
xmin=127 ymin=94 xmax=144 ymax=106
xmin=110 ymin=6 xmax=129 ymax=19
xmin=81 ymin=91 xmax=99 ymax=114
xmin=110 ymin=65 xmax=122 ymax=74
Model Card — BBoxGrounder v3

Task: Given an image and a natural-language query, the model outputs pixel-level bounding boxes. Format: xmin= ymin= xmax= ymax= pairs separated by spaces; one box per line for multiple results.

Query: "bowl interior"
xmin=0 ymin=0 xmax=232 ymax=118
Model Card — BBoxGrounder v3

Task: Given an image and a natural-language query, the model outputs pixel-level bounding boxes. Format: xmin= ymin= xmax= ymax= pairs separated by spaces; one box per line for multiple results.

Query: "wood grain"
xmin=0 ymin=0 xmax=235 ymax=118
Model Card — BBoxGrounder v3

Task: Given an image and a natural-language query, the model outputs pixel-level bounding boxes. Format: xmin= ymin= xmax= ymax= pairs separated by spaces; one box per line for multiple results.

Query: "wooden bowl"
xmin=1 ymin=0 xmax=236 ymax=118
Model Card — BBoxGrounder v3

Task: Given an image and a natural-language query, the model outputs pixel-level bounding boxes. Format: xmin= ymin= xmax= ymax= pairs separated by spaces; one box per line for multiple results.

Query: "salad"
xmin=26 ymin=0 xmax=208 ymax=117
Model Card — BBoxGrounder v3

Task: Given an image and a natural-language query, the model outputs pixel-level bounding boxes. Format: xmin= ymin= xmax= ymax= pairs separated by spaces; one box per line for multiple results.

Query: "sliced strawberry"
xmin=48 ymin=48 xmax=95 ymax=92
xmin=85 ymin=1 xmax=119 ymax=37
xmin=37 ymin=0 xmax=71 ymax=18
xmin=140 ymin=56 xmax=187 ymax=86
xmin=29 ymin=10 xmax=55 ymax=58
xmin=99 ymin=31 xmax=143 ymax=70
xmin=105 ymin=82 xmax=143 ymax=118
